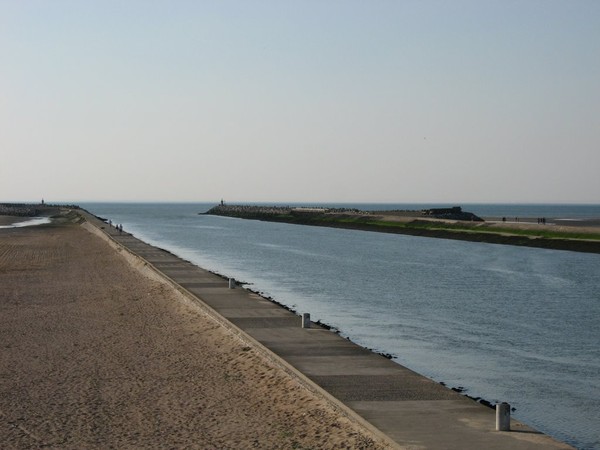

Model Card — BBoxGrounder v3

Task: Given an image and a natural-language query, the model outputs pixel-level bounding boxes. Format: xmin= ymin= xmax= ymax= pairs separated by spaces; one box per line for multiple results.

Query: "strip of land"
xmin=0 ymin=210 xmax=390 ymax=449
xmin=205 ymin=205 xmax=600 ymax=254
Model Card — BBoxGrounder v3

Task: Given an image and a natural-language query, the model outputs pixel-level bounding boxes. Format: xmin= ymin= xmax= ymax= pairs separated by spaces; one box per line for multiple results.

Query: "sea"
xmin=80 ymin=202 xmax=600 ymax=450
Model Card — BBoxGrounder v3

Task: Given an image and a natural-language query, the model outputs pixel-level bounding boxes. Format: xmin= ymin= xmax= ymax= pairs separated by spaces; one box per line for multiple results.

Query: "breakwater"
xmin=204 ymin=204 xmax=600 ymax=254
xmin=0 ymin=203 xmax=43 ymax=217
xmin=0 ymin=203 xmax=73 ymax=218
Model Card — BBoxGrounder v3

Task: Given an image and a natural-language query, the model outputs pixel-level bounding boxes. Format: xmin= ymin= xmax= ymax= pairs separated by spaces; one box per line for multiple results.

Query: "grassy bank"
xmin=205 ymin=206 xmax=600 ymax=254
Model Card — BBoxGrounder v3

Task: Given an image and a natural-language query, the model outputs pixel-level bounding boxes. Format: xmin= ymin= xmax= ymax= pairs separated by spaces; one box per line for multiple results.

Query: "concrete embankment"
xmin=81 ymin=209 xmax=573 ymax=449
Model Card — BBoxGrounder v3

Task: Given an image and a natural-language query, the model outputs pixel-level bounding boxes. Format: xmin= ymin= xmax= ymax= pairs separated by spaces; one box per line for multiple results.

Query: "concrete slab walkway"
xmin=81 ymin=211 xmax=573 ymax=449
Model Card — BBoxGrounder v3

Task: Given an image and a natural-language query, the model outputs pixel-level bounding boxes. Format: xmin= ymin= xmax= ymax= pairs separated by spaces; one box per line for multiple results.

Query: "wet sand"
xmin=0 ymin=220 xmax=389 ymax=449
xmin=0 ymin=216 xmax=22 ymax=226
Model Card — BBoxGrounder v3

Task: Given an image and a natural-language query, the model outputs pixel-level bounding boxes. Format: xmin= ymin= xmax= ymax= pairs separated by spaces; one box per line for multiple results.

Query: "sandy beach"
xmin=0 ymin=218 xmax=389 ymax=449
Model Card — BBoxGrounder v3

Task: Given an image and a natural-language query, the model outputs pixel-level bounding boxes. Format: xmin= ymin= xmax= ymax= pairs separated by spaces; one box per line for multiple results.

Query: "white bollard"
xmin=228 ymin=278 xmax=235 ymax=289
xmin=496 ymin=402 xmax=511 ymax=431
xmin=302 ymin=313 xmax=311 ymax=328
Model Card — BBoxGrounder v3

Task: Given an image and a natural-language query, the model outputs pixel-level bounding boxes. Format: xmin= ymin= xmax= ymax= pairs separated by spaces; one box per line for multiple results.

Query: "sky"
xmin=1 ymin=1 xmax=599 ymax=204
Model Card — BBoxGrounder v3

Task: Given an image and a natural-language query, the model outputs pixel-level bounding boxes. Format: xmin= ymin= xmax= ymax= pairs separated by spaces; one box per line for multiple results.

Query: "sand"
xmin=0 ymin=216 xmax=23 ymax=226
xmin=0 ymin=221 xmax=389 ymax=449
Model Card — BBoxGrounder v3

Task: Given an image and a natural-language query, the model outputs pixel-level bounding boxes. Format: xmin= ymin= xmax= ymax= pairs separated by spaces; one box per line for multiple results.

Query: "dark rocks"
xmin=422 ymin=206 xmax=484 ymax=222
xmin=0 ymin=203 xmax=41 ymax=217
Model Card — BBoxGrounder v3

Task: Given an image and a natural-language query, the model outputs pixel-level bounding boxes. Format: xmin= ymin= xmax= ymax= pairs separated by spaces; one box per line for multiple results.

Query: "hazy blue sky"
xmin=2 ymin=1 xmax=599 ymax=204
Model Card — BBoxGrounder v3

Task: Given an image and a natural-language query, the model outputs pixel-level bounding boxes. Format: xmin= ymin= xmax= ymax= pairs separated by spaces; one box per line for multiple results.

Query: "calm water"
xmin=82 ymin=203 xmax=600 ymax=449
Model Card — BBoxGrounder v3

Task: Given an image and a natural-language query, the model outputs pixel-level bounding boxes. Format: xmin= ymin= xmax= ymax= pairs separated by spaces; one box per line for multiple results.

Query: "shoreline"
xmin=230 ymin=281 xmax=503 ymax=409
xmin=0 ymin=210 xmax=571 ymax=449
xmin=78 ymin=208 xmax=573 ymax=449
xmin=0 ymin=216 xmax=52 ymax=229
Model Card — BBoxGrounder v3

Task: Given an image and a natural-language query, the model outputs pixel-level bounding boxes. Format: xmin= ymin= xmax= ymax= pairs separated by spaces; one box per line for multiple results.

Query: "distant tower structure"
xmin=41 ymin=198 xmax=45 ymax=205
xmin=220 ymin=198 xmax=224 ymax=206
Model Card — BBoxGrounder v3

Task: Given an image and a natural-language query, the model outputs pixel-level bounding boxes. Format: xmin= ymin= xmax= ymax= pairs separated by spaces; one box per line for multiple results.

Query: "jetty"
xmin=205 ymin=204 xmax=600 ymax=254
